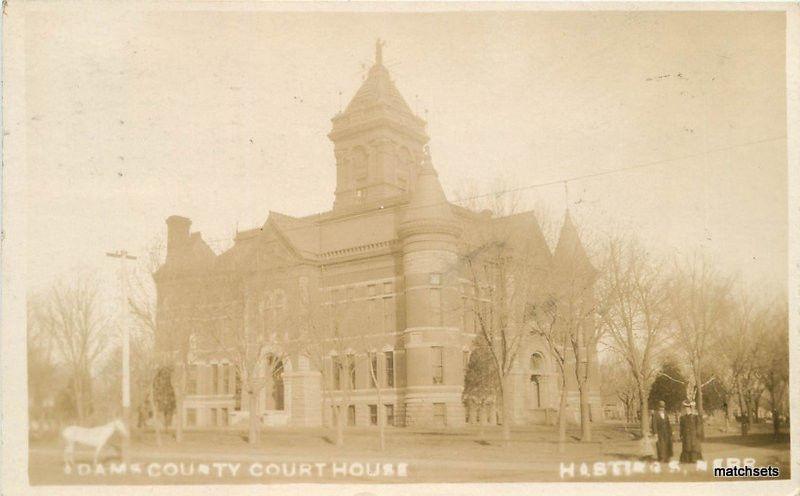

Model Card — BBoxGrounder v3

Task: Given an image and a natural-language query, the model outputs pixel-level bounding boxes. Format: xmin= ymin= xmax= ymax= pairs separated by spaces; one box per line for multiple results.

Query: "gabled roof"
xmin=491 ymin=211 xmax=553 ymax=266
xmin=267 ymin=211 xmax=320 ymax=260
xmin=214 ymin=213 xmax=317 ymax=272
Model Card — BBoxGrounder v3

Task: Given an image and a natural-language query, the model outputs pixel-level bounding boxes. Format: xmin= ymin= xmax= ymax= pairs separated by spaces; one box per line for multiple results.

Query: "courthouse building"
xmin=154 ymin=42 xmax=600 ymax=429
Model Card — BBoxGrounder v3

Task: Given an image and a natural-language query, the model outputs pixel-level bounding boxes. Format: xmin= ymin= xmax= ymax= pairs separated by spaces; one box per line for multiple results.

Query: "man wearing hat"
xmin=679 ymin=400 xmax=700 ymax=463
xmin=651 ymin=400 xmax=673 ymax=462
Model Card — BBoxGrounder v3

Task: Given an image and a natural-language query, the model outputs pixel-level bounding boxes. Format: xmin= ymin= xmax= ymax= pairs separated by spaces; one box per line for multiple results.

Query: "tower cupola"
xmin=329 ymin=40 xmax=429 ymax=210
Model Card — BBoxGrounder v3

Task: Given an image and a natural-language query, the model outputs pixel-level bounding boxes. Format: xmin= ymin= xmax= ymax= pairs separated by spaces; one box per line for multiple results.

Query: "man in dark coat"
xmin=651 ymin=400 xmax=673 ymax=462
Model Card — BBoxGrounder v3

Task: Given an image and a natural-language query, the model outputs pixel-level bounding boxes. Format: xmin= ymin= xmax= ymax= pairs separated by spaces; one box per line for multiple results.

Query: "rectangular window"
xmin=222 ymin=364 xmax=230 ymax=394
xmin=430 ymin=273 xmax=441 ymax=285
xmin=211 ymin=408 xmax=218 ymax=426
xmin=186 ymin=408 xmax=197 ymax=427
xmin=383 ymin=281 xmax=393 ymax=294
xmin=369 ymin=353 xmax=378 ymax=388
xmin=221 ymin=407 xmax=229 ymax=427
xmin=212 ymin=364 xmax=219 ymax=395
xmin=433 ymin=403 xmax=447 ymax=427
xmin=432 ymin=346 xmax=444 ymax=385
xmin=385 ymin=404 xmax=395 ymax=427
xmin=332 ymin=356 xmax=342 ymax=390
xmin=369 ymin=404 xmax=378 ymax=426
xmin=186 ymin=365 xmax=198 ymax=394
xmin=234 ymin=369 xmax=242 ymax=410
xmin=367 ymin=284 xmax=377 ymax=297
xmin=384 ymin=351 xmax=394 ymax=387
xmin=348 ymin=405 xmax=356 ymax=426
xmin=383 ymin=296 xmax=395 ymax=333
xmin=347 ymin=355 xmax=356 ymax=390
xmin=461 ymin=297 xmax=467 ymax=331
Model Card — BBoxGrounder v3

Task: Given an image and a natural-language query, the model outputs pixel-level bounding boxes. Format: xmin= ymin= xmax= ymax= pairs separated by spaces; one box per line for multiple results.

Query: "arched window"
xmin=530 ymin=352 xmax=545 ymax=373
xmin=530 ymin=352 xmax=545 ymax=409
xmin=397 ymin=147 xmax=412 ymax=190
xmin=271 ymin=356 xmax=284 ymax=411
xmin=351 ymin=147 xmax=368 ymax=188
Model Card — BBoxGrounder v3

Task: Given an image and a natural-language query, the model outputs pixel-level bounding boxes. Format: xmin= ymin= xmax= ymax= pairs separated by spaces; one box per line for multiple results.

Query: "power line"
xmin=459 ymin=134 xmax=785 ymax=205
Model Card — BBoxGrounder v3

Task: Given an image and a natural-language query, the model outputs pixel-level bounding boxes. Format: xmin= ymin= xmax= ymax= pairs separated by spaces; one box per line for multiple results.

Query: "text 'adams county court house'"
xmin=153 ymin=41 xmax=600 ymax=430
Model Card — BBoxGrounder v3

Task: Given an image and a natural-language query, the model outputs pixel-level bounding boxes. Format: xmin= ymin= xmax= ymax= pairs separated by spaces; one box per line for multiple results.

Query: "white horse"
xmin=62 ymin=419 xmax=128 ymax=465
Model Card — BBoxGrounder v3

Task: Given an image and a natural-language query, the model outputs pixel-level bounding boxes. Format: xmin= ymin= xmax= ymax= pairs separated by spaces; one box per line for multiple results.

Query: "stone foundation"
xmin=403 ymin=386 xmax=465 ymax=427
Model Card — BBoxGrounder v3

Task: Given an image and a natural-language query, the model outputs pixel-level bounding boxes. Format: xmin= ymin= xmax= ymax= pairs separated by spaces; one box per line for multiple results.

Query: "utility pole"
xmin=106 ymin=249 xmax=137 ymax=464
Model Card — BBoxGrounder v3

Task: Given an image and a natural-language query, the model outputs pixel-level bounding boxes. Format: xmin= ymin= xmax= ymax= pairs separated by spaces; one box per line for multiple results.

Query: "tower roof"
xmin=399 ymin=148 xmax=460 ymax=236
xmin=553 ymin=210 xmax=596 ymax=278
xmin=330 ymin=40 xmax=427 ymax=143
xmin=343 ymin=39 xmax=415 ymax=116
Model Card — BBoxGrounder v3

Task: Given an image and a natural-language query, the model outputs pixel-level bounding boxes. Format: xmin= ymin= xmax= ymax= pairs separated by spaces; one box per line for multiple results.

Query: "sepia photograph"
xmin=1 ymin=2 xmax=797 ymax=494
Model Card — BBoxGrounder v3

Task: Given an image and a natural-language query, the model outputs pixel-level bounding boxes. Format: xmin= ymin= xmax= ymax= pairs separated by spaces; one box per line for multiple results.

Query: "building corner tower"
xmin=398 ymin=150 xmax=465 ymax=427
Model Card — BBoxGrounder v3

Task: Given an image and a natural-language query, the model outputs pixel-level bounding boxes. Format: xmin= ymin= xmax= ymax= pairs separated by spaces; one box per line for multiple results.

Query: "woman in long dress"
xmin=679 ymin=400 xmax=698 ymax=463
xmin=692 ymin=403 xmax=704 ymax=461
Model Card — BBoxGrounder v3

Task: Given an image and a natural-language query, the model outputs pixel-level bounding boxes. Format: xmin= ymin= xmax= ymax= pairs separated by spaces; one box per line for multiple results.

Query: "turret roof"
xmin=400 ymin=150 xmax=457 ymax=228
xmin=342 ymin=39 xmax=415 ymax=117
xmin=552 ymin=209 xmax=596 ymax=279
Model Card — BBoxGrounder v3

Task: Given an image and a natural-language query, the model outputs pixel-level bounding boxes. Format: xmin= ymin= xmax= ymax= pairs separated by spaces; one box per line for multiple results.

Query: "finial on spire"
xmin=375 ymin=38 xmax=385 ymax=66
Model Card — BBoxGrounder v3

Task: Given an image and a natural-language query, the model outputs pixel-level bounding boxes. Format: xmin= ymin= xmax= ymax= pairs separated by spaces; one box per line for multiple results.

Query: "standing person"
xmin=679 ymin=400 xmax=698 ymax=463
xmin=692 ymin=402 xmax=704 ymax=461
xmin=651 ymin=400 xmax=673 ymax=462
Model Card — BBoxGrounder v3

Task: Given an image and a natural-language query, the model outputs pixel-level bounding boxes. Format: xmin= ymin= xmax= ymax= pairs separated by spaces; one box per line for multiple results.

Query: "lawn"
xmin=28 ymin=421 xmax=790 ymax=484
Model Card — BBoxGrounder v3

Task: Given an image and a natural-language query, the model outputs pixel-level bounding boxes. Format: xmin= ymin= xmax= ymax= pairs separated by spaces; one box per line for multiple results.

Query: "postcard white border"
xmin=2 ymin=2 xmax=798 ymax=495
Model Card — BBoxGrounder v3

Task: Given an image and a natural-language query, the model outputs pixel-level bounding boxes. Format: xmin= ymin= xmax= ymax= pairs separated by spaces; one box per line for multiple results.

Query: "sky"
xmin=24 ymin=9 xmax=787 ymax=296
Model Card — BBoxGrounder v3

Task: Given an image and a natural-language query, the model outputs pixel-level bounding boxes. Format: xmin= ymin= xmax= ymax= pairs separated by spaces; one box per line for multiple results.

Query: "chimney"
xmin=165 ymin=215 xmax=191 ymax=263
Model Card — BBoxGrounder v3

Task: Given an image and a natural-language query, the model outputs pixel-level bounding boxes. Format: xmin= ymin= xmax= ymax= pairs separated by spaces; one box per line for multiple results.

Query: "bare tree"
xmin=597 ymin=238 xmax=671 ymax=444
xmin=366 ymin=350 xmax=386 ymax=451
xmin=27 ymin=293 xmax=58 ymax=433
xmin=525 ymin=291 xmax=573 ymax=452
xmin=126 ymin=236 xmax=167 ymax=444
xmin=600 ymin=355 xmax=639 ymax=426
xmin=756 ymin=299 xmax=788 ymax=440
xmin=459 ymin=187 xmax=560 ymax=446
xmin=195 ymin=274 xmax=287 ymax=446
xmin=555 ymin=224 xmax=602 ymax=443
xmin=464 ymin=239 xmax=538 ymax=446
xmin=38 ymin=274 xmax=110 ymax=424
xmin=291 ymin=286 xmax=364 ymax=447
xmin=667 ymin=255 xmax=733 ymax=420
xmin=715 ymin=291 xmax=764 ymax=434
